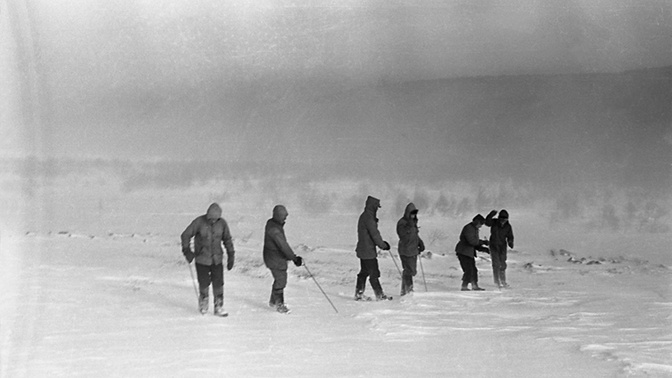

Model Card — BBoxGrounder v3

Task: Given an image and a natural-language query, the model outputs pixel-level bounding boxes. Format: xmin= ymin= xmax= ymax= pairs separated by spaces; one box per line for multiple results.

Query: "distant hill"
xmin=46 ymin=65 xmax=672 ymax=190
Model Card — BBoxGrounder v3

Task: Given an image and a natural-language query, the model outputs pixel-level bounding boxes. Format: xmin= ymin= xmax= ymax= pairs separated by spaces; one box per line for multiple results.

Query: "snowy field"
xmin=1 ymin=175 xmax=671 ymax=377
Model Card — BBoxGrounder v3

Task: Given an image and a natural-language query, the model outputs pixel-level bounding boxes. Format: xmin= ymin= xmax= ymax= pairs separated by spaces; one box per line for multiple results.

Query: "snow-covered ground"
xmin=1 ymin=176 xmax=671 ymax=377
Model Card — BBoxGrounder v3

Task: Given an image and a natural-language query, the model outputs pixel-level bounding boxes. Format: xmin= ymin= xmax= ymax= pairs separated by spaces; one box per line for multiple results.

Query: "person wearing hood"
xmin=485 ymin=209 xmax=514 ymax=289
xmin=355 ymin=196 xmax=392 ymax=301
xmin=455 ymin=214 xmax=489 ymax=291
xmin=181 ymin=203 xmax=235 ymax=316
xmin=263 ymin=205 xmax=303 ymax=314
xmin=396 ymin=202 xmax=425 ymax=296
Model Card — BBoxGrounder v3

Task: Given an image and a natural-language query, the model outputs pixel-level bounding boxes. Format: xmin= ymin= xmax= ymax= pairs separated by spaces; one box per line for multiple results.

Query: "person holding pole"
xmin=355 ymin=196 xmax=392 ymax=301
xmin=396 ymin=202 xmax=425 ymax=296
xmin=263 ymin=205 xmax=303 ymax=314
xmin=181 ymin=203 xmax=235 ymax=316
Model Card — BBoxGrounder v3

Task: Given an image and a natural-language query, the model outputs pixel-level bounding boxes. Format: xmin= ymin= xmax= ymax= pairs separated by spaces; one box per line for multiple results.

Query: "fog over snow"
xmin=1 ymin=1 xmax=671 ymax=377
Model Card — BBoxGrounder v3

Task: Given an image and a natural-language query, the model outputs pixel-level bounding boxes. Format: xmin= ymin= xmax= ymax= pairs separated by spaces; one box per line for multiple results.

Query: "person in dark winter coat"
xmin=455 ymin=214 xmax=489 ymax=291
xmin=263 ymin=205 xmax=303 ymax=313
xmin=355 ymin=196 xmax=392 ymax=301
xmin=396 ymin=202 xmax=425 ymax=296
xmin=181 ymin=203 xmax=235 ymax=315
xmin=485 ymin=209 xmax=514 ymax=288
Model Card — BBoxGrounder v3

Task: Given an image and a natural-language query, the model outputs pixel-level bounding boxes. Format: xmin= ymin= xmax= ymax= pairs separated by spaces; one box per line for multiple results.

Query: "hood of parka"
xmin=206 ymin=203 xmax=222 ymax=222
xmin=365 ymin=196 xmax=381 ymax=213
xmin=272 ymin=205 xmax=288 ymax=224
xmin=403 ymin=202 xmax=418 ymax=220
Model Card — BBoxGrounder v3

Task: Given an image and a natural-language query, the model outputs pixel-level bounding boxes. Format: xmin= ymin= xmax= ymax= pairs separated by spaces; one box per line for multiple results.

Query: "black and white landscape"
xmin=1 ymin=1 xmax=671 ymax=377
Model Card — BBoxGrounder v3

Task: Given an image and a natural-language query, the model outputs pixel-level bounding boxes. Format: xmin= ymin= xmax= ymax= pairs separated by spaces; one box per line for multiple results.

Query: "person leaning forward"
xmin=355 ymin=195 xmax=392 ymax=301
xmin=455 ymin=214 xmax=489 ymax=291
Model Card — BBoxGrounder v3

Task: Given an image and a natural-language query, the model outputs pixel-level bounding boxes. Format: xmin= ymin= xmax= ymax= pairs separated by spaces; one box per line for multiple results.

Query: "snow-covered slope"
xmin=1 ymin=172 xmax=671 ymax=377
xmin=2 ymin=205 xmax=670 ymax=377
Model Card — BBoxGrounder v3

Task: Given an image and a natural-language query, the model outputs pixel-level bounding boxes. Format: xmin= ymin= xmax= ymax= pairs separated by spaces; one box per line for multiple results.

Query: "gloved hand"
xmin=183 ymin=250 xmax=195 ymax=263
xmin=382 ymin=241 xmax=391 ymax=251
xmin=508 ymin=242 xmax=514 ymax=249
xmin=293 ymin=256 xmax=303 ymax=267
xmin=480 ymin=239 xmax=489 ymax=246
xmin=227 ymin=253 xmax=235 ymax=271
xmin=476 ymin=245 xmax=490 ymax=253
xmin=488 ymin=210 xmax=498 ymax=218
xmin=418 ymin=239 xmax=425 ymax=252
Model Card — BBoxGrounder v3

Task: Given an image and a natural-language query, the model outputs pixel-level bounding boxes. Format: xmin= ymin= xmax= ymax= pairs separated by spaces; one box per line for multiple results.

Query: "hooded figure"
xmin=355 ymin=196 xmax=391 ymax=301
xmin=485 ymin=209 xmax=514 ymax=288
xmin=181 ymin=203 xmax=235 ymax=315
xmin=396 ymin=203 xmax=425 ymax=295
xmin=263 ymin=205 xmax=303 ymax=313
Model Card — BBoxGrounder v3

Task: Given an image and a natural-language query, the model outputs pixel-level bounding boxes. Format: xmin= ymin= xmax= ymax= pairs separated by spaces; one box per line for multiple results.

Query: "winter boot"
xmin=461 ymin=282 xmax=470 ymax=291
xmin=370 ymin=277 xmax=384 ymax=295
xmin=373 ymin=283 xmax=392 ymax=300
xmin=198 ymin=294 xmax=209 ymax=314
xmin=355 ymin=290 xmax=372 ymax=301
xmin=355 ymin=275 xmax=367 ymax=296
xmin=269 ymin=289 xmax=279 ymax=308
xmin=214 ymin=294 xmax=227 ymax=316
xmin=275 ymin=292 xmax=290 ymax=313
xmin=471 ymin=281 xmax=485 ymax=291
xmin=401 ymin=275 xmax=414 ymax=296
xmin=407 ymin=276 xmax=414 ymax=295
xmin=499 ymin=271 xmax=510 ymax=289
xmin=276 ymin=303 xmax=290 ymax=313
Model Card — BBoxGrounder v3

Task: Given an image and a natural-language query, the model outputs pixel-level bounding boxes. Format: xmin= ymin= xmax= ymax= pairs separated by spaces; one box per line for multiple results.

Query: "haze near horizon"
xmin=1 ymin=0 xmax=670 ymax=191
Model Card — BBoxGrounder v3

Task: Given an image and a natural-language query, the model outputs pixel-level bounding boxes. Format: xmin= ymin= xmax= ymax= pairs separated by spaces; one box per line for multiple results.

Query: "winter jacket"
xmin=396 ymin=203 xmax=425 ymax=257
xmin=455 ymin=222 xmax=485 ymax=258
xmin=263 ymin=212 xmax=297 ymax=271
xmin=181 ymin=204 xmax=235 ymax=266
xmin=356 ymin=196 xmax=388 ymax=259
xmin=485 ymin=211 xmax=514 ymax=248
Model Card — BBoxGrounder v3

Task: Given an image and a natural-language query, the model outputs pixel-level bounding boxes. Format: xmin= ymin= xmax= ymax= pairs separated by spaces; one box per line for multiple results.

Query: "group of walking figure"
xmin=180 ymin=196 xmax=514 ymax=314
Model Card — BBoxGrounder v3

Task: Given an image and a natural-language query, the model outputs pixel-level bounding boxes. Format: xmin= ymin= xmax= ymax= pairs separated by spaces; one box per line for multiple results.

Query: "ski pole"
xmin=388 ymin=249 xmax=403 ymax=277
xmin=188 ymin=262 xmax=200 ymax=302
xmin=303 ymin=262 xmax=339 ymax=314
xmin=418 ymin=253 xmax=428 ymax=292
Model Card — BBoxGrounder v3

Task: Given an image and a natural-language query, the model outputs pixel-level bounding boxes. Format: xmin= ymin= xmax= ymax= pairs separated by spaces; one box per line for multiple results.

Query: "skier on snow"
xmin=181 ymin=203 xmax=235 ymax=316
xmin=355 ymin=196 xmax=392 ymax=301
xmin=263 ymin=205 xmax=303 ymax=314
xmin=455 ymin=214 xmax=489 ymax=291
xmin=396 ymin=202 xmax=425 ymax=296
xmin=485 ymin=209 xmax=514 ymax=289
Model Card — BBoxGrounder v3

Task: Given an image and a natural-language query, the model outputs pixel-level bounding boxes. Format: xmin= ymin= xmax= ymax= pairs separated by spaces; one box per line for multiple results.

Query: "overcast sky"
xmin=32 ymin=0 xmax=672 ymax=83
xmin=1 ymin=0 xmax=671 ymax=179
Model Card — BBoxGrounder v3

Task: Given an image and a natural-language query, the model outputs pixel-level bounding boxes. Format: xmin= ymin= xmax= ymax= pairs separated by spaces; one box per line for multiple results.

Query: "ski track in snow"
xmin=1 ymin=228 xmax=671 ymax=377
